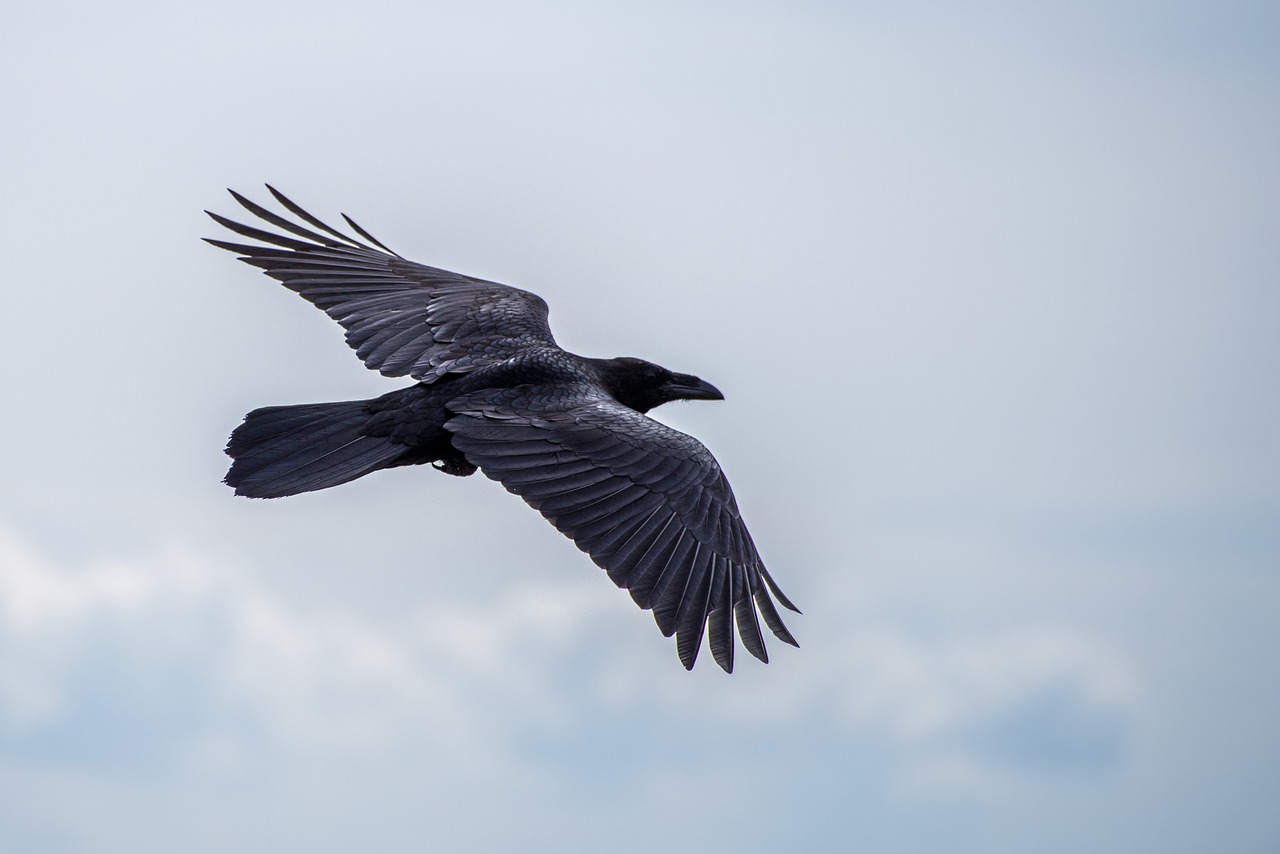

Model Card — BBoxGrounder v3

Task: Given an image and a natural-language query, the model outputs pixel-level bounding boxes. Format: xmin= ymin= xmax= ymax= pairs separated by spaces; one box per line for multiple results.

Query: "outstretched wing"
xmin=205 ymin=186 xmax=558 ymax=382
xmin=445 ymin=384 xmax=799 ymax=673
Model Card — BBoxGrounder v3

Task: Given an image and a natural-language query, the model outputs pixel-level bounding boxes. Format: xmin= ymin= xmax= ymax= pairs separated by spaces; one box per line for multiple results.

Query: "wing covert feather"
xmin=445 ymin=385 xmax=797 ymax=672
xmin=206 ymin=188 xmax=558 ymax=381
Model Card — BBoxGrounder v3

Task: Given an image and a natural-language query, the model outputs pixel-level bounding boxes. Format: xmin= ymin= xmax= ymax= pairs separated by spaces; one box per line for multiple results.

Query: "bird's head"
xmin=592 ymin=357 xmax=724 ymax=414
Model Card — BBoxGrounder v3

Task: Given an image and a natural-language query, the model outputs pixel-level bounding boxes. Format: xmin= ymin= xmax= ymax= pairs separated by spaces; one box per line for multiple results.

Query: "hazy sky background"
xmin=1 ymin=1 xmax=1277 ymax=852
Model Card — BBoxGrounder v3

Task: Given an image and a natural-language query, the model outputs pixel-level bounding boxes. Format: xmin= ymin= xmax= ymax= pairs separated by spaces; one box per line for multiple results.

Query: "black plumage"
xmin=207 ymin=187 xmax=799 ymax=672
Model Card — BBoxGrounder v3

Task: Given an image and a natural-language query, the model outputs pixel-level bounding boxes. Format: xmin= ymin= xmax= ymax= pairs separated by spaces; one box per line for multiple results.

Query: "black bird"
xmin=206 ymin=187 xmax=799 ymax=672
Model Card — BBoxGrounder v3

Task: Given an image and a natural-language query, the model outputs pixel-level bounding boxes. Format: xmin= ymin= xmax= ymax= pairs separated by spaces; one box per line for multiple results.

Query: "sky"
xmin=1 ymin=1 xmax=1277 ymax=851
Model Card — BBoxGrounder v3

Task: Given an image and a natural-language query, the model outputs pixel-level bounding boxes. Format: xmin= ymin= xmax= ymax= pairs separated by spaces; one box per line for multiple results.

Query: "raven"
xmin=207 ymin=187 xmax=799 ymax=672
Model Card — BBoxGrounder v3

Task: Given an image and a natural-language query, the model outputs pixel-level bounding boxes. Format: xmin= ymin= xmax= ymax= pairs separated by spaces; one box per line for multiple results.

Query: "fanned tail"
xmin=225 ymin=400 xmax=403 ymax=498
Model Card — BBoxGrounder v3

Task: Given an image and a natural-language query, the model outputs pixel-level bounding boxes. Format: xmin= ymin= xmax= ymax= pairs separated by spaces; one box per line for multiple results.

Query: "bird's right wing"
xmin=205 ymin=187 xmax=558 ymax=382
xmin=445 ymin=384 xmax=799 ymax=673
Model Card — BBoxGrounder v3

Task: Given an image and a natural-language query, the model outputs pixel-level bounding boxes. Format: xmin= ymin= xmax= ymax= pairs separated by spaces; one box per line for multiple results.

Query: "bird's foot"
xmin=432 ymin=457 xmax=478 ymax=477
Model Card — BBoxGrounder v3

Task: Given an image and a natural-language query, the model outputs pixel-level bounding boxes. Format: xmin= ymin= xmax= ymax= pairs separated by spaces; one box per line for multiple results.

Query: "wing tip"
xmin=759 ymin=564 xmax=801 ymax=613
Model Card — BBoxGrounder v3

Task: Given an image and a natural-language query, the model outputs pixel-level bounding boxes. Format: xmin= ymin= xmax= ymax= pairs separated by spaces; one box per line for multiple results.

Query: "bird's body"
xmin=208 ymin=187 xmax=798 ymax=672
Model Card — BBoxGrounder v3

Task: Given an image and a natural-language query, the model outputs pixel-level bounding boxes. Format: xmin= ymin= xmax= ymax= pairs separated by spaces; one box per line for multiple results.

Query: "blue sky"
xmin=1 ymin=1 xmax=1277 ymax=852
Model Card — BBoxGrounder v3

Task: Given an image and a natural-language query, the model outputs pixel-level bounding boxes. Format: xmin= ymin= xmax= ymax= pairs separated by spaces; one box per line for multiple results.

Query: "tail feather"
xmin=225 ymin=401 xmax=405 ymax=498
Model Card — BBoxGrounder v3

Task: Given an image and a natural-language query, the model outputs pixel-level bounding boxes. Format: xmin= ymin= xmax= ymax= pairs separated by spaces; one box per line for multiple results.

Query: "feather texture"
xmin=208 ymin=187 xmax=800 ymax=672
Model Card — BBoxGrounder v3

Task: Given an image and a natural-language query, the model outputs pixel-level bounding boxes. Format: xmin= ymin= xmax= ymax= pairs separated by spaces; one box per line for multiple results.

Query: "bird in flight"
xmin=206 ymin=187 xmax=799 ymax=672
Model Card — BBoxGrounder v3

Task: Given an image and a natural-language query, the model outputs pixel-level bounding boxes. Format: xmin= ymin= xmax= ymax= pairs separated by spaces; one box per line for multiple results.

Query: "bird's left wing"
xmin=205 ymin=187 xmax=558 ymax=382
xmin=445 ymin=385 xmax=799 ymax=672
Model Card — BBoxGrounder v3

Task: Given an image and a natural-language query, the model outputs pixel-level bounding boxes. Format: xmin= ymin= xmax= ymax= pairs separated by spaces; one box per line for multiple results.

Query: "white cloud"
xmin=835 ymin=628 xmax=1131 ymax=741
xmin=0 ymin=522 xmax=1135 ymax=790
xmin=0 ymin=522 xmax=608 ymax=767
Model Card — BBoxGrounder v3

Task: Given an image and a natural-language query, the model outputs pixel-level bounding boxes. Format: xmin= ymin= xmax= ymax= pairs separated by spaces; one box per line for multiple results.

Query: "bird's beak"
xmin=667 ymin=373 xmax=725 ymax=402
